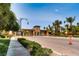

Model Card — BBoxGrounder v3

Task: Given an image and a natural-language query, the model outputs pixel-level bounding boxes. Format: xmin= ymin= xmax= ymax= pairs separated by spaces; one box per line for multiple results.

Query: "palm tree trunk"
xmin=70 ymin=22 xmax=73 ymax=35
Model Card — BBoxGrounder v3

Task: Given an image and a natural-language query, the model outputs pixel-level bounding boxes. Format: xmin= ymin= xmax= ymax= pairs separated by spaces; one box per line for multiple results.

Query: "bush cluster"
xmin=18 ymin=38 xmax=53 ymax=56
xmin=0 ymin=35 xmax=5 ymax=38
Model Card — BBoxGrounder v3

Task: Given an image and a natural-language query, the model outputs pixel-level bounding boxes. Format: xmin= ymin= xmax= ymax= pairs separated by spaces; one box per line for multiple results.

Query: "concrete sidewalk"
xmin=7 ymin=37 xmax=30 ymax=56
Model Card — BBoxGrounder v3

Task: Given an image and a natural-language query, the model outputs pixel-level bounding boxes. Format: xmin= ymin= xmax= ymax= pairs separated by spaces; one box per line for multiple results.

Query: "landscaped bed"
xmin=0 ymin=38 xmax=10 ymax=56
xmin=18 ymin=38 xmax=53 ymax=56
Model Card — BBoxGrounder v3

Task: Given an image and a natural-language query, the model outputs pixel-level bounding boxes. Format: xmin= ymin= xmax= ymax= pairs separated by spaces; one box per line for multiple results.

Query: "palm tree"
xmin=43 ymin=27 xmax=46 ymax=30
xmin=45 ymin=27 xmax=50 ymax=33
xmin=75 ymin=22 xmax=79 ymax=34
xmin=48 ymin=25 xmax=51 ymax=31
xmin=53 ymin=20 xmax=62 ymax=35
xmin=48 ymin=25 xmax=51 ymax=29
xmin=64 ymin=16 xmax=75 ymax=35
xmin=48 ymin=25 xmax=53 ymax=35
xmin=66 ymin=16 xmax=75 ymax=31
xmin=77 ymin=22 xmax=79 ymax=27
xmin=65 ymin=24 xmax=69 ymax=31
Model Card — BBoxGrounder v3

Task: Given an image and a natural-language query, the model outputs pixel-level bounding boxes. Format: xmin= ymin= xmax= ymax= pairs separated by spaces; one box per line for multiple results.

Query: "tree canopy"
xmin=0 ymin=3 xmax=20 ymax=31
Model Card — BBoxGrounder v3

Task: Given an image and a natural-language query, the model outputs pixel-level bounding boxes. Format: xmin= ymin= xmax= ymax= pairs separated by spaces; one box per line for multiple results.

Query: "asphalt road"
xmin=26 ymin=36 xmax=79 ymax=56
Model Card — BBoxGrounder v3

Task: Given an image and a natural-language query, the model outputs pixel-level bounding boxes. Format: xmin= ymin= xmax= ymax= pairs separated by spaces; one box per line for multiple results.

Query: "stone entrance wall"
xmin=15 ymin=25 xmax=49 ymax=36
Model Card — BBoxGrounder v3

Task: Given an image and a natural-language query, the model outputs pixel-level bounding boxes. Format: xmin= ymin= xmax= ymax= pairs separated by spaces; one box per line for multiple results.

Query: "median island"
xmin=18 ymin=38 xmax=53 ymax=56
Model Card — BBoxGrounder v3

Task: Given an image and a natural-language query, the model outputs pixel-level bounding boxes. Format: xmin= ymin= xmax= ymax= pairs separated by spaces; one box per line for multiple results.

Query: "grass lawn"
xmin=0 ymin=38 xmax=10 ymax=56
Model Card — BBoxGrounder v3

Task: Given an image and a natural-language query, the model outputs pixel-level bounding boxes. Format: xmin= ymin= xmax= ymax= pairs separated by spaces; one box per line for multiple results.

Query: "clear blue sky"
xmin=11 ymin=3 xmax=79 ymax=29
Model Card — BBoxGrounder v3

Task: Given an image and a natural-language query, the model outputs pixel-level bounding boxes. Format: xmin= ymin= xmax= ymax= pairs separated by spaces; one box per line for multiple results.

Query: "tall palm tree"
xmin=64 ymin=16 xmax=75 ymax=35
xmin=53 ymin=20 xmax=62 ymax=35
xmin=48 ymin=25 xmax=51 ymax=31
xmin=77 ymin=22 xmax=79 ymax=27
xmin=48 ymin=25 xmax=53 ymax=35
xmin=66 ymin=16 xmax=75 ymax=31
xmin=45 ymin=27 xmax=50 ymax=33
xmin=65 ymin=24 xmax=69 ymax=31
xmin=43 ymin=27 xmax=46 ymax=30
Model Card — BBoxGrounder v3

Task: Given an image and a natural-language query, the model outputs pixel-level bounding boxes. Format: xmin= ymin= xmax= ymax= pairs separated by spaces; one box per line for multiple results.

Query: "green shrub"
xmin=18 ymin=38 xmax=26 ymax=41
xmin=18 ymin=38 xmax=41 ymax=49
xmin=0 ymin=35 xmax=5 ymax=38
xmin=21 ymin=40 xmax=28 ymax=48
xmin=31 ymin=41 xmax=41 ymax=49
xmin=18 ymin=38 xmax=32 ymax=48
xmin=31 ymin=48 xmax=52 ymax=56
xmin=42 ymin=48 xmax=53 ymax=55
xmin=18 ymin=38 xmax=53 ymax=56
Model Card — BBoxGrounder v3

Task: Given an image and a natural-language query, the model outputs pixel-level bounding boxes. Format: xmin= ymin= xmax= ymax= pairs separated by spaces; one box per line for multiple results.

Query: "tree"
xmin=53 ymin=20 xmax=62 ymax=35
xmin=0 ymin=3 xmax=20 ymax=32
xmin=0 ymin=3 xmax=11 ymax=30
xmin=65 ymin=16 xmax=75 ymax=32
xmin=46 ymin=27 xmax=49 ymax=31
xmin=74 ymin=23 xmax=79 ymax=35
xmin=5 ymin=10 xmax=20 ymax=31
xmin=48 ymin=25 xmax=51 ymax=32
xmin=48 ymin=25 xmax=53 ymax=35
xmin=43 ymin=27 xmax=46 ymax=30
xmin=75 ymin=26 xmax=79 ymax=34
xmin=65 ymin=24 xmax=69 ymax=31
xmin=5 ymin=20 xmax=20 ymax=31
xmin=77 ymin=23 xmax=79 ymax=27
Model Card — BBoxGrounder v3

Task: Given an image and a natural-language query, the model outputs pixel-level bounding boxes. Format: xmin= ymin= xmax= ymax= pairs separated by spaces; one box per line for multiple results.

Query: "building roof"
xmin=21 ymin=29 xmax=47 ymax=31
xmin=33 ymin=25 xmax=40 ymax=28
xmin=21 ymin=29 xmax=34 ymax=31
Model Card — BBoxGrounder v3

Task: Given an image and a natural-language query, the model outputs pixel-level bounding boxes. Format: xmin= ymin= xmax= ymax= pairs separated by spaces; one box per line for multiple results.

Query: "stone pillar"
xmin=23 ymin=32 xmax=24 ymax=36
xmin=39 ymin=31 xmax=40 ymax=36
xmin=33 ymin=31 xmax=35 ymax=36
xmin=14 ymin=32 xmax=16 ymax=36
xmin=46 ymin=31 xmax=49 ymax=36
xmin=36 ymin=32 xmax=37 ymax=36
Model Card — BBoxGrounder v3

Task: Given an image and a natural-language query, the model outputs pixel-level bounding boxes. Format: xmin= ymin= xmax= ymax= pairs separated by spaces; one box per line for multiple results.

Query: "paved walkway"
xmin=7 ymin=37 xmax=30 ymax=56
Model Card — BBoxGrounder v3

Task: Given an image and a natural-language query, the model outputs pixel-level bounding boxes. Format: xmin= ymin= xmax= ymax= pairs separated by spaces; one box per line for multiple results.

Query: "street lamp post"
xmin=19 ymin=18 xmax=29 ymax=36
xmin=20 ymin=18 xmax=29 ymax=30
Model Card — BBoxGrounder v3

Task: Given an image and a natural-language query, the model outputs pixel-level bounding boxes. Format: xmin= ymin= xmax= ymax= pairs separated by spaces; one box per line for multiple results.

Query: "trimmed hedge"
xmin=31 ymin=47 xmax=52 ymax=56
xmin=18 ymin=38 xmax=53 ymax=56
xmin=0 ymin=35 xmax=5 ymax=38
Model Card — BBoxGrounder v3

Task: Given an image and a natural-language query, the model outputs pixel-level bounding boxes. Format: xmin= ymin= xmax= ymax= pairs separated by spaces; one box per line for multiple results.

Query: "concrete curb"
xmin=44 ymin=36 xmax=79 ymax=40
xmin=52 ymin=49 xmax=66 ymax=56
